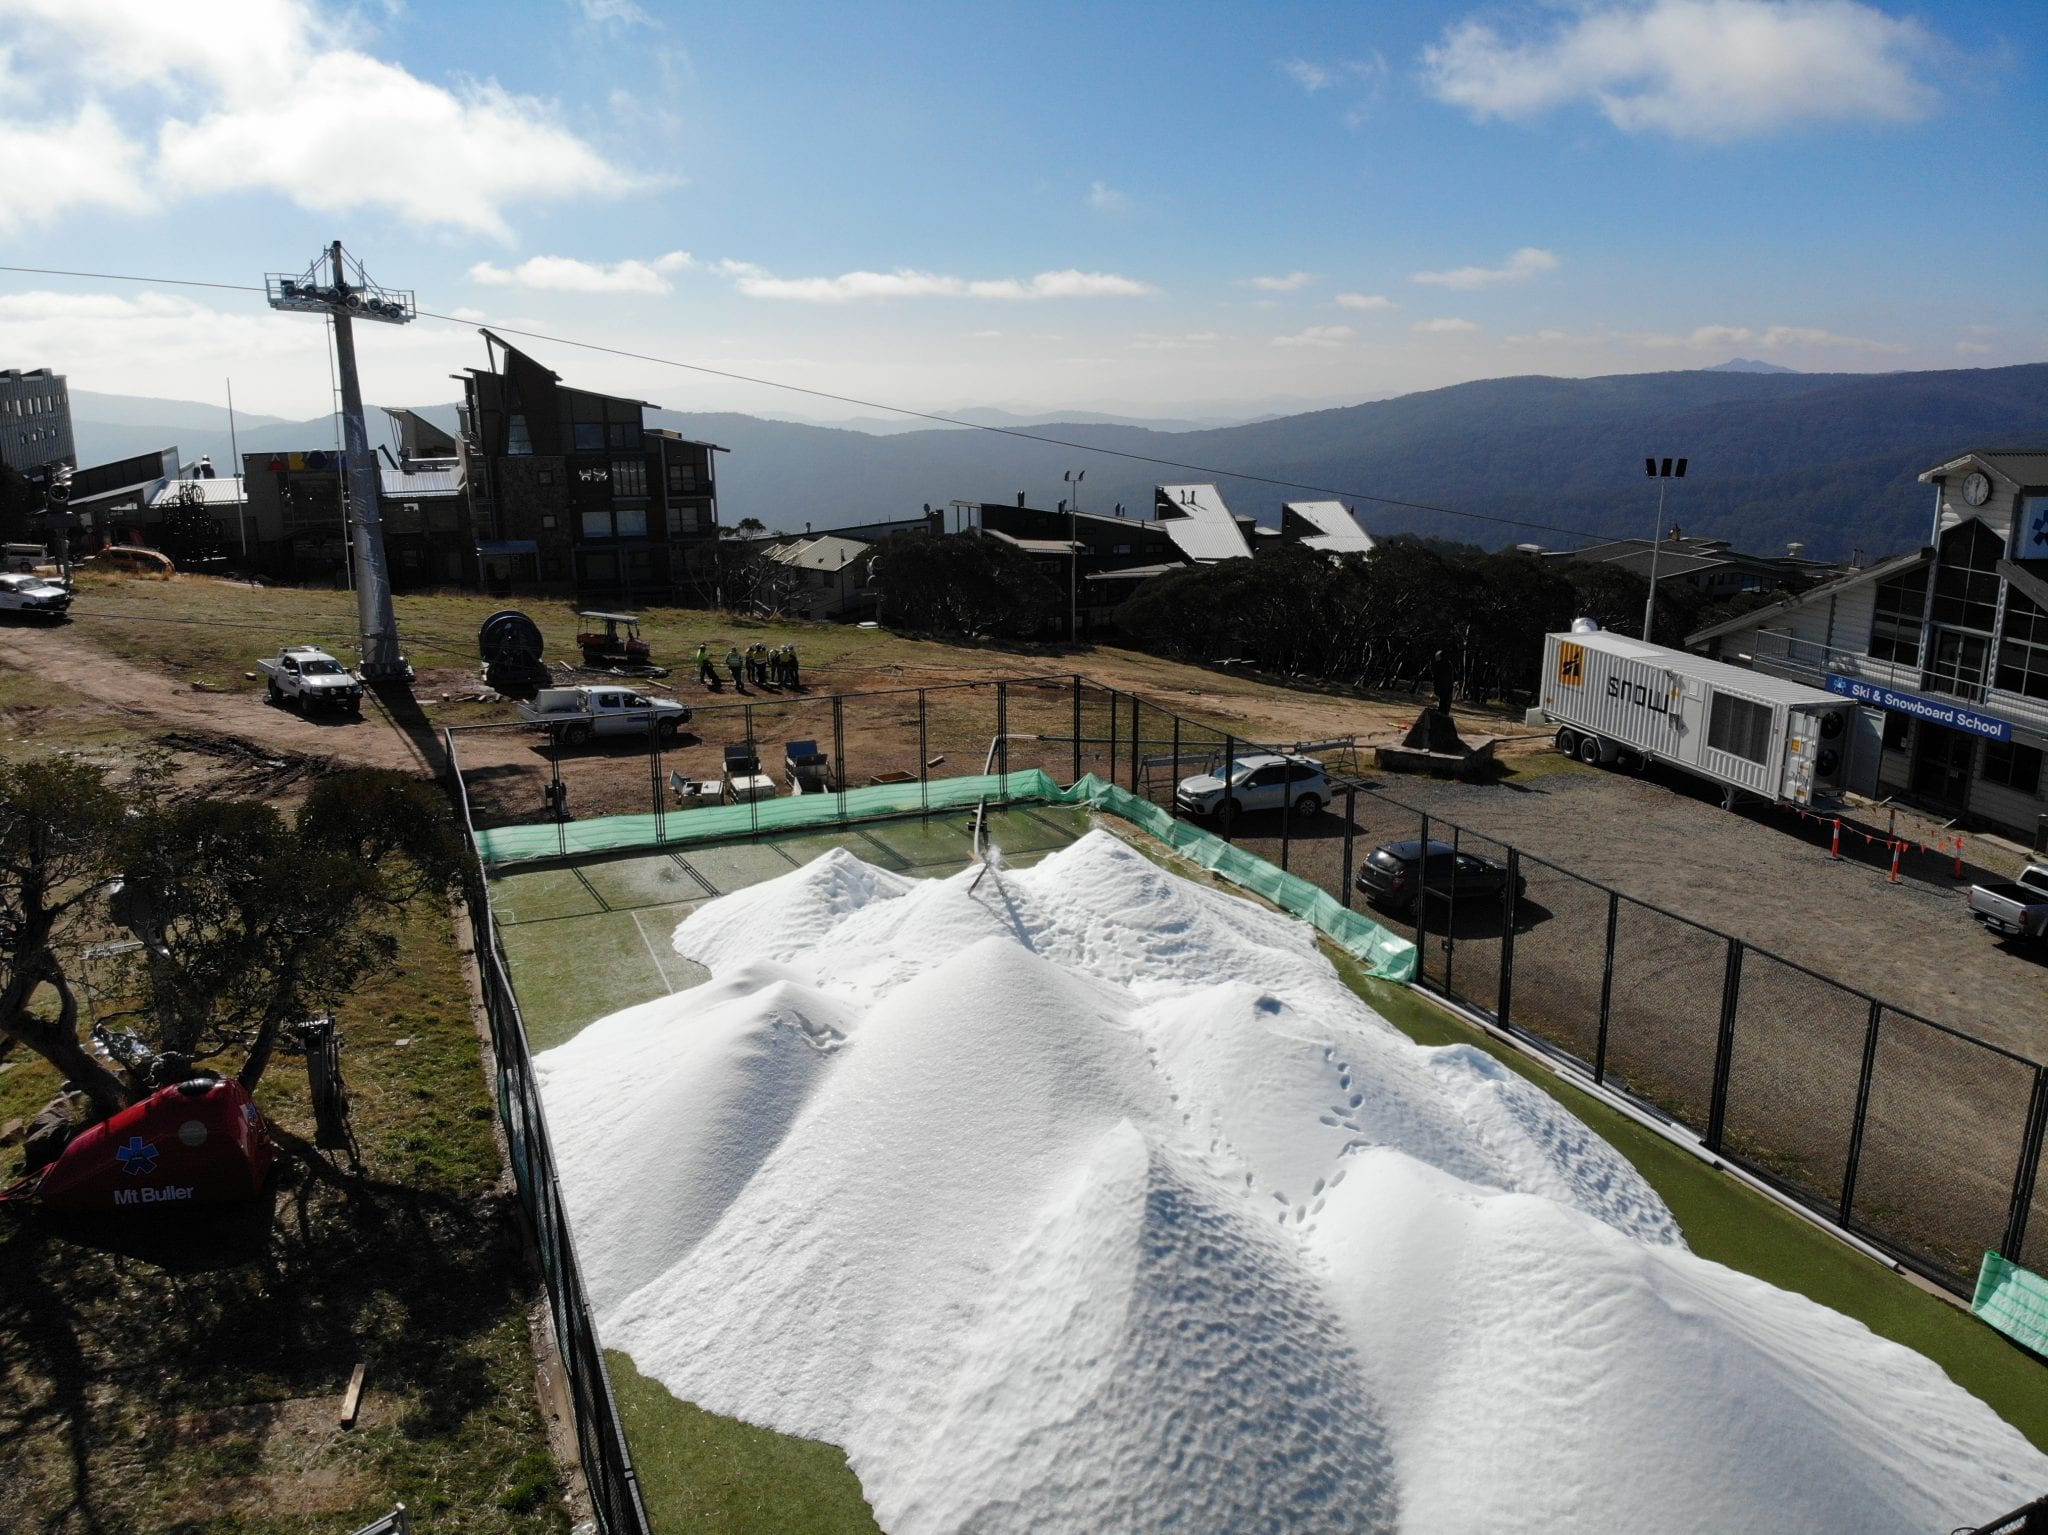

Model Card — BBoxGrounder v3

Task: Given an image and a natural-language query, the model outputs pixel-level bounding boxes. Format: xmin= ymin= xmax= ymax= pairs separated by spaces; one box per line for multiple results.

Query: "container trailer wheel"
xmin=1555 ymin=727 xmax=1579 ymax=756
xmin=1576 ymin=733 xmax=1605 ymax=766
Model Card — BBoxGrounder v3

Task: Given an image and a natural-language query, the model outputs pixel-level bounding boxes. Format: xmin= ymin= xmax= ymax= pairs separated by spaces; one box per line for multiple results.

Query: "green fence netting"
xmin=472 ymin=769 xmax=1417 ymax=982
xmin=1972 ymin=1251 xmax=2048 ymax=1358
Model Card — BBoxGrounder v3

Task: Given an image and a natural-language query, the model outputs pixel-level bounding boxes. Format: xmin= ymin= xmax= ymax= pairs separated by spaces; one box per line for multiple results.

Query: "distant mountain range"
xmin=69 ymin=364 xmax=2048 ymax=562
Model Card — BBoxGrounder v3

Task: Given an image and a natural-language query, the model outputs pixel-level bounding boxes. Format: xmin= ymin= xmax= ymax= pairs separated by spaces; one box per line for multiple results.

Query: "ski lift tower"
xmin=265 ymin=241 xmax=415 ymax=680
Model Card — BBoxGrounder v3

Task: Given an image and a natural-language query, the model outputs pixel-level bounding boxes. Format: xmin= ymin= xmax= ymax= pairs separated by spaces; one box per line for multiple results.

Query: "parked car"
xmin=1174 ymin=753 xmax=1329 ymax=819
xmin=1355 ymin=838 xmax=1524 ymax=918
xmin=257 ymin=645 xmax=363 ymax=714
xmin=0 ymin=571 xmax=73 ymax=620
xmin=1967 ymin=863 xmax=2048 ymax=945
xmin=515 ymin=685 xmax=692 ymax=745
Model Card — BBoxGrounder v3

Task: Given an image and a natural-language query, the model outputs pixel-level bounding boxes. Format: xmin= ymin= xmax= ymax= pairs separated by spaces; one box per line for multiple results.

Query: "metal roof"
xmin=1084 ymin=562 xmax=1181 ymax=582
xmin=1282 ymin=500 xmax=1375 ymax=554
xmin=1919 ymin=450 xmax=2048 ymax=489
xmin=1685 ymin=546 xmax=1930 ymax=645
xmin=379 ymin=467 xmax=462 ymax=497
xmin=1562 ymin=628 xmax=1851 ymax=707
xmin=764 ymin=534 xmax=871 ymax=573
xmin=144 ymin=476 xmax=246 ymax=507
xmin=983 ymin=530 xmax=1083 ymax=555
xmin=1154 ymin=484 xmax=1251 ymax=562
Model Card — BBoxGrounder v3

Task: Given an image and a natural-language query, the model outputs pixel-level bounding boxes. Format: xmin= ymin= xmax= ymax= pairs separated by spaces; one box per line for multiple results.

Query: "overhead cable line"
xmin=3 ymin=260 xmax=1608 ymax=544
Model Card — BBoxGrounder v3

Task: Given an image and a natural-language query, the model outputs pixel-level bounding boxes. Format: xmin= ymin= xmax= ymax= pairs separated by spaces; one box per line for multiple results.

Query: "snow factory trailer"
xmin=1536 ymin=628 xmax=1874 ymax=809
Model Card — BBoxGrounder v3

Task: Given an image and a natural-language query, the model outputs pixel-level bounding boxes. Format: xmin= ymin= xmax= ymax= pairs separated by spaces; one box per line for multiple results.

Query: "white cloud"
xmin=1335 ymin=292 xmax=1396 ymax=310
xmin=1643 ymin=322 xmax=1902 ymax=352
xmin=1281 ymin=58 xmax=1337 ymax=92
xmin=717 ymin=263 xmax=1157 ymax=303
xmin=1087 ymin=180 xmax=1131 ymax=213
xmin=1272 ymin=325 xmax=1355 ymax=349
xmin=1955 ymin=340 xmax=1993 ymax=356
xmin=0 ymin=0 xmax=644 ymax=238
xmin=1250 ymin=272 xmax=1318 ymax=292
xmin=0 ymin=100 xmax=153 ymax=231
xmin=1134 ymin=331 xmax=1222 ymax=351
xmin=468 ymin=251 xmax=692 ymax=294
xmin=1421 ymin=0 xmax=1939 ymax=141
xmin=1412 ymin=247 xmax=1558 ymax=289
xmin=579 ymin=0 xmax=657 ymax=26
xmin=1414 ymin=317 xmax=1481 ymax=333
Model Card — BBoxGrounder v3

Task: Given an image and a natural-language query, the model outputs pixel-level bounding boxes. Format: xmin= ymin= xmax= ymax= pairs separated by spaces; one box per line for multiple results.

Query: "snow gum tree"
xmin=0 ymin=759 xmax=463 ymax=1122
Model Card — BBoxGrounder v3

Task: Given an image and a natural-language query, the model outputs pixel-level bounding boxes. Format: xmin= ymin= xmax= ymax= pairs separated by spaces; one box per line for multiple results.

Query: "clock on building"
xmin=1962 ymin=471 xmax=1992 ymax=507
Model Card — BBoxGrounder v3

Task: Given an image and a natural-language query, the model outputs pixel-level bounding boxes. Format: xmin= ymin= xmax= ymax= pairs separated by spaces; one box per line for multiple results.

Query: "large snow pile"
xmin=537 ymin=832 xmax=2046 ymax=1533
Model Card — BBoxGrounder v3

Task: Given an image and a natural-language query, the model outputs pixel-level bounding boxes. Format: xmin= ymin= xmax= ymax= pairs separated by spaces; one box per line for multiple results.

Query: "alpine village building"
xmin=1690 ymin=450 xmax=2048 ymax=844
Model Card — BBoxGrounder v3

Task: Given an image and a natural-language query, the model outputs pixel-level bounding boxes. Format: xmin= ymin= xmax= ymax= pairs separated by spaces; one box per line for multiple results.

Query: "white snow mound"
xmin=534 ymin=830 xmax=2046 ymax=1532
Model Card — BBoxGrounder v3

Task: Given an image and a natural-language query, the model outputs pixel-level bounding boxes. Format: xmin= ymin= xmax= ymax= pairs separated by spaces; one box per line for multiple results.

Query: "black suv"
xmin=1355 ymin=839 xmax=1523 ymax=917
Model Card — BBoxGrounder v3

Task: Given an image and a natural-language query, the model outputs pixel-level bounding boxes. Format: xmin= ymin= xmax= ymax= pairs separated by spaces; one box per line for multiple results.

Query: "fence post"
xmin=1340 ymin=786 xmax=1356 ymax=908
xmin=918 ymin=688 xmax=930 ymax=820
xmin=1222 ymin=735 xmax=1237 ymax=843
xmin=1497 ymin=848 xmax=1518 ymax=1029
xmin=1109 ymin=687 xmax=1119 ymax=782
xmin=1129 ymin=692 xmax=1141 ymax=792
xmin=1442 ymin=824 xmax=1458 ymax=998
xmin=650 ymin=717 xmax=666 ymax=844
xmin=1071 ymin=675 xmax=1083 ymax=784
xmin=997 ymin=681 xmax=1009 ymax=800
xmin=1839 ymin=999 xmax=1883 ymax=1227
xmin=833 ymin=694 xmax=847 ymax=825
xmin=1595 ymin=890 xmax=1618 ymax=1085
xmin=1414 ymin=812 xmax=1430 ymax=979
xmin=2002 ymin=1064 xmax=2048 ymax=1264
xmin=745 ymin=702 xmax=758 ymax=835
xmin=1170 ymin=714 xmax=1181 ymax=816
xmin=551 ymin=745 xmax=565 ymax=859
xmin=1280 ymin=768 xmax=1293 ymax=872
xmin=1706 ymin=938 xmax=1744 ymax=1153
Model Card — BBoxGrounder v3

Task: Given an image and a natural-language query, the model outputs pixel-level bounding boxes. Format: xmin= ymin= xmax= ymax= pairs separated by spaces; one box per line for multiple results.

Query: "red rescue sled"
xmin=30 ymin=1076 xmax=274 ymax=1212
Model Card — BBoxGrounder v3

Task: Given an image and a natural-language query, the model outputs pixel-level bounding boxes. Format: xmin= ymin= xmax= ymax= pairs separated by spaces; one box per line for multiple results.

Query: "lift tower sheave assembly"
xmin=265 ymin=241 xmax=416 ymax=681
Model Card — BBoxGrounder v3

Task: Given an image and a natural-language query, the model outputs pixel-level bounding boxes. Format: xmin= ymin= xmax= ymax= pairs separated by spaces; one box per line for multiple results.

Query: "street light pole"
xmin=1642 ymin=456 xmax=1687 ymax=641
xmin=1064 ymin=468 xmax=1085 ymax=643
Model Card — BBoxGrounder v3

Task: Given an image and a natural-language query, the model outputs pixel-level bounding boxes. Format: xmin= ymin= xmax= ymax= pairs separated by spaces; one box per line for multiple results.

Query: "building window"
xmin=1995 ymin=589 xmax=2048 ymax=701
xmin=1982 ymin=741 xmax=2044 ymax=796
xmin=1930 ymin=518 xmax=2004 ymax=632
xmin=610 ymin=459 xmax=647 ymax=498
xmin=1881 ymin=711 xmax=1910 ymax=751
xmin=537 ymin=468 xmax=555 ymax=486
xmin=607 ymin=422 xmax=641 ymax=450
xmin=541 ymin=514 xmax=557 ymax=529
xmin=615 ymin=506 xmax=647 ymax=538
xmin=507 ymin=414 xmax=532 ymax=455
xmin=1868 ymin=564 xmax=1928 ymax=663
xmin=1707 ymin=693 xmax=1771 ymax=764
xmin=581 ymin=509 xmax=612 ymax=539
xmin=572 ymin=422 xmax=606 ymax=452
xmin=1925 ymin=627 xmax=1990 ymax=701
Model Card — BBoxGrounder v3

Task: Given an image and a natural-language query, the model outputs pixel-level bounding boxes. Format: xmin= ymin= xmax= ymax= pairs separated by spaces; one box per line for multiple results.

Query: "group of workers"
xmin=695 ymin=641 xmax=800 ymax=692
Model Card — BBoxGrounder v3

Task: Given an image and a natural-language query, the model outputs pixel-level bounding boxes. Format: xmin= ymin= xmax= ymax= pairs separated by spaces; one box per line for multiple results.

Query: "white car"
xmin=1174 ymin=753 xmax=1330 ymax=819
xmin=0 ymin=572 xmax=73 ymax=619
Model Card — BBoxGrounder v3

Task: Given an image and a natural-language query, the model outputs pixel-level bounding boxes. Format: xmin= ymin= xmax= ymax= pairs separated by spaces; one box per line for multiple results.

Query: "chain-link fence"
xmin=1346 ymin=783 xmax=2048 ymax=1297
xmin=445 ymin=668 xmax=2048 ymax=1531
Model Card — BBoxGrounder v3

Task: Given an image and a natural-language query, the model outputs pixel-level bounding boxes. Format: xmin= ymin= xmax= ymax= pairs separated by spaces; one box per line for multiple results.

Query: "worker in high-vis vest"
xmin=725 ymin=646 xmax=745 ymax=691
xmin=696 ymin=643 xmax=717 ymax=688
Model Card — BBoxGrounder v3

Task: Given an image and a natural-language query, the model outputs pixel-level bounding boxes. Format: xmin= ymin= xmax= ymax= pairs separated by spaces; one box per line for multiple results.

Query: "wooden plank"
xmin=339 ymin=1361 xmax=367 ymax=1427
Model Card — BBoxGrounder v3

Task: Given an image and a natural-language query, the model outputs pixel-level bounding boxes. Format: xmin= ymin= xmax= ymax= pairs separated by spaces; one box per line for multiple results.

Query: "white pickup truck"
xmin=257 ymin=646 xmax=363 ymax=714
xmin=516 ymin=685 xmax=692 ymax=745
xmin=1967 ymin=863 xmax=2048 ymax=945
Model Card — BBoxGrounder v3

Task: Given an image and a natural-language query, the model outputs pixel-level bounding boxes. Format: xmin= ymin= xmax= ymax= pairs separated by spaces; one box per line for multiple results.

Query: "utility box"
xmin=1538 ymin=629 xmax=1873 ymax=808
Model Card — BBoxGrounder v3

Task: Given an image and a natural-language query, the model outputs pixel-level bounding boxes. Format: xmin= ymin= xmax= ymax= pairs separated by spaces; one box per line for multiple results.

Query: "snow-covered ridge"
xmin=537 ymin=831 xmax=2046 ymax=1533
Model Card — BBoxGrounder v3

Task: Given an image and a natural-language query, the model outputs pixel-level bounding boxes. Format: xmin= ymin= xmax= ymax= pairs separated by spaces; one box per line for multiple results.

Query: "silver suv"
xmin=1174 ymin=753 xmax=1329 ymax=819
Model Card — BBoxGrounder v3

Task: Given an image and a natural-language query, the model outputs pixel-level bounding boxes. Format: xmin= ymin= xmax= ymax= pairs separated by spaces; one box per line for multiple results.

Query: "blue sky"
xmin=0 ymin=0 xmax=2042 ymax=423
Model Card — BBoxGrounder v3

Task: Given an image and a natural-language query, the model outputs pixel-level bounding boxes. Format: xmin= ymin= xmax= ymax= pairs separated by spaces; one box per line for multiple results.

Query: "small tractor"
xmin=576 ymin=612 xmax=652 ymax=668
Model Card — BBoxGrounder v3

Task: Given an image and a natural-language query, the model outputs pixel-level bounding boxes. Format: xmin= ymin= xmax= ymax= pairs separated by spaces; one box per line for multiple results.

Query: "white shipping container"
xmin=1538 ymin=630 xmax=1870 ymax=807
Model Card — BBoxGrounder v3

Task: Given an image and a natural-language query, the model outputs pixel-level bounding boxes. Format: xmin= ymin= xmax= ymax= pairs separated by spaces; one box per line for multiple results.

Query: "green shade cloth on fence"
xmin=473 ymin=769 xmax=1417 ymax=982
xmin=1972 ymin=1251 xmax=2048 ymax=1358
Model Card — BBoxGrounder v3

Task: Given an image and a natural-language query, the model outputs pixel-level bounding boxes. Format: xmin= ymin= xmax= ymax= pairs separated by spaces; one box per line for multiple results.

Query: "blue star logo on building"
xmin=115 ymin=1136 xmax=158 ymax=1176
xmin=2032 ymin=505 xmax=2048 ymax=552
